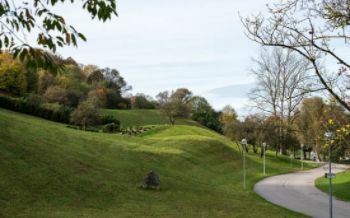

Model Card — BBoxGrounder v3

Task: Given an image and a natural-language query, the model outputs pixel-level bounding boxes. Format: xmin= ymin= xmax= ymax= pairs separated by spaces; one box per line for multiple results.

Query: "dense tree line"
xmin=0 ymin=52 xmax=131 ymax=127
xmin=221 ymin=97 xmax=350 ymax=161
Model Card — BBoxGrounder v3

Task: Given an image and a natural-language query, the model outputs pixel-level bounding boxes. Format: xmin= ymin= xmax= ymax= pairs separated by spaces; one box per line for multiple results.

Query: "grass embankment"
xmin=0 ymin=108 xmax=316 ymax=217
xmin=315 ymin=170 xmax=350 ymax=201
xmin=101 ymin=109 xmax=199 ymax=127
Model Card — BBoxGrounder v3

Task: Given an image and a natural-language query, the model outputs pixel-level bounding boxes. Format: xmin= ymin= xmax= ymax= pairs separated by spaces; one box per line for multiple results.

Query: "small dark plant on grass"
xmin=141 ymin=170 xmax=160 ymax=190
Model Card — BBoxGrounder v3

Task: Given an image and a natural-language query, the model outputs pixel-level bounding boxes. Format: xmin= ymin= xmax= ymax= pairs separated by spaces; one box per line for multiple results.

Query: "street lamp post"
xmin=241 ymin=138 xmax=247 ymax=189
xmin=325 ymin=131 xmax=334 ymax=218
xmin=301 ymin=144 xmax=304 ymax=169
xmin=262 ymin=142 xmax=267 ymax=176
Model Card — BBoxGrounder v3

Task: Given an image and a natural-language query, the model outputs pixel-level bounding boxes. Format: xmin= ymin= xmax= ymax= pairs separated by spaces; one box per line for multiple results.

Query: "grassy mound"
xmin=315 ymin=170 xmax=350 ymax=202
xmin=101 ymin=109 xmax=199 ymax=127
xmin=0 ymin=108 xmax=314 ymax=217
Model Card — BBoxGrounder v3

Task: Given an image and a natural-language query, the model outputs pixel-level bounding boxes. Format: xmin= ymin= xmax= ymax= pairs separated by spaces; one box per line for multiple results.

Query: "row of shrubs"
xmin=0 ymin=95 xmax=123 ymax=131
xmin=121 ymin=126 xmax=155 ymax=135
xmin=0 ymin=95 xmax=72 ymax=123
xmin=0 ymin=95 xmax=152 ymax=136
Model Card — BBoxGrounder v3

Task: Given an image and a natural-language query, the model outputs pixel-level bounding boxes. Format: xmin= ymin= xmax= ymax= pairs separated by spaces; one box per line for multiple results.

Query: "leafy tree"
xmin=296 ymin=97 xmax=349 ymax=160
xmin=37 ymin=70 xmax=55 ymax=94
xmin=82 ymin=64 xmax=100 ymax=78
xmin=65 ymin=89 xmax=83 ymax=107
xmin=219 ymin=105 xmax=238 ymax=126
xmin=157 ymin=88 xmax=192 ymax=125
xmin=131 ymin=94 xmax=156 ymax=109
xmin=56 ymin=63 xmax=84 ymax=89
xmin=86 ymin=70 xmax=104 ymax=86
xmin=105 ymin=88 xmax=128 ymax=109
xmin=296 ymin=97 xmax=326 ymax=160
xmin=26 ymin=68 xmax=39 ymax=93
xmin=191 ymin=96 xmax=222 ymax=132
xmin=70 ymin=100 xmax=100 ymax=130
xmin=43 ymin=85 xmax=68 ymax=105
xmin=102 ymin=68 xmax=132 ymax=94
xmin=0 ymin=53 xmax=27 ymax=95
xmin=0 ymin=0 xmax=117 ymax=68
xmin=87 ymin=88 xmax=107 ymax=107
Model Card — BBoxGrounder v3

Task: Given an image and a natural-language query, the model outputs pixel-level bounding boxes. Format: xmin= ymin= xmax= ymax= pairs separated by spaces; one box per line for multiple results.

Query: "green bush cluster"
xmin=100 ymin=115 xmax=120 ymax=125
xmin=0 ymin=95 xmax=72 ymax=123
xmin=102 ymin=122 xmax=120 ymax=133
xmin=121 ymin=126 xmax=154 ymax=135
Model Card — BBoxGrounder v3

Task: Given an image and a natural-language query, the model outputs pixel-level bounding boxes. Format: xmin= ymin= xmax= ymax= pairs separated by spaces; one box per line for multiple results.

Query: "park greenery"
xmin=1 ymin=43 xmax=350 ymax=159
xmin=1 ymin=0 xmax=350 ymax=216
xmin=0 ymin=108 xmax=316 ymax=217
xmin=316 ymin=170 xmax=350 ymax=201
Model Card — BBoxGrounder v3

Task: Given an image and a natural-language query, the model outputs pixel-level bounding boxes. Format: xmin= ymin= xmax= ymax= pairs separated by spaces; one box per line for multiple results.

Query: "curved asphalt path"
xmin=255 ymin=164 xmax=350 ymax=218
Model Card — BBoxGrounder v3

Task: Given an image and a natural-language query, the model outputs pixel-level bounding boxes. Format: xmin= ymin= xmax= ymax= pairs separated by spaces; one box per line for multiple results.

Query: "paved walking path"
xmin=255 ymin=164 xmax=350 ymax=218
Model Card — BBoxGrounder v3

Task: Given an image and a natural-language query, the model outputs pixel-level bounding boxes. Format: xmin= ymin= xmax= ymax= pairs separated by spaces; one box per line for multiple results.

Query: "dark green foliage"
xmin=65 ymin=89 xmax=83 ymax=107
xmin=102 ymin=122 xmax=120 ymax=133
xmin=101 ymin=115 xmax=120 ymax=125
xmin=142 ymin=171 xmax=160 ymax=189
xmin=44 ymin=86 xmax=68 ymax=104
xmin=0 ymin=95 xmax=72 ymax=123
xmin=191 ymin=96 xmax=222 ymax=133
xmin=157 ymin=88 xmax=193 ymax=125
xmin=70 ymin=100 xmax=100 ymax=129
xmin=26 ymin=93 xmax=46 ymax=105
xmin=131 ymin=94 xmax=157 ymax=109
xmin=192 ymin=110 xmax=222 ymax=132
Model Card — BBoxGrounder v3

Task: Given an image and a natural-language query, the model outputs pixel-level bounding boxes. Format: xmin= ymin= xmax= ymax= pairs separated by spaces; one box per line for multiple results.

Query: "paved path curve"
xmin=255 ymin=164 xmax=350 ymax=218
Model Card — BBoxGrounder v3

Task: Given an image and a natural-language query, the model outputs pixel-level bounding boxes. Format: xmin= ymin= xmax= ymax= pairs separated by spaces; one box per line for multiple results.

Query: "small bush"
xmin=101 ymin=115 xmax=120 ymax=125
xmin=102 ymin=122 xmax=120 ymax=133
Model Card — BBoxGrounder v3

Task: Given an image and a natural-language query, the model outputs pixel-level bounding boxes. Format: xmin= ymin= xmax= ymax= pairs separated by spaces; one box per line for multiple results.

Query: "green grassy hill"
xmin=101 ymin=109 xmax=200 ymax=127
xmin=0 ymin=108 xmax=314 ymax=217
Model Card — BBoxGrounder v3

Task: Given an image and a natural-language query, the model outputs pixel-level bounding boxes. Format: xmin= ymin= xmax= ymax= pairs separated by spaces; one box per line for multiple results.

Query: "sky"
xmin=51 ymin=0 xmax=270 ymax=116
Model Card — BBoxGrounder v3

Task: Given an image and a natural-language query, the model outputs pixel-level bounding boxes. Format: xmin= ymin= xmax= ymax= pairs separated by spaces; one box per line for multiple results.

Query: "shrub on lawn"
xmin=102 ymin=122 xmax=120 ymax=133
xmin=100 ymin=115 xmax=120 ymax=125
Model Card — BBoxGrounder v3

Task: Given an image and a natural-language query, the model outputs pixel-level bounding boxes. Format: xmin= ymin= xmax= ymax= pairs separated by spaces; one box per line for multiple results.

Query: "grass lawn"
xmin=101 ymin=109 xmax=200 ymax=127
xmin=315 ymin=170 xmax=350 ymax=201
xmin=0 ymin=108 xmax=317 ymax=217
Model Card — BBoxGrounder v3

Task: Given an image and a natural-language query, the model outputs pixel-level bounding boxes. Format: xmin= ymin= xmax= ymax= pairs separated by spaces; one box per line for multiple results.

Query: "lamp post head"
xmin=301 ymin=144 xmax=304 ymax=148
xmin=241 ymin=138 xmax=247 ymax=145
xmin=262 ymin=142 xmax=267 ymax=148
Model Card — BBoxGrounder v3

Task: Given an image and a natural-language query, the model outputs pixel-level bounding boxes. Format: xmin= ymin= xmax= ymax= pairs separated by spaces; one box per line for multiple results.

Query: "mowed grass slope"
xmin=101 ymin=109 xmax=200 ymax=127
xmin=0 ymin=108 xmax=314 ymax=217
xmin=316 ymin=170 xmax=350 ymax=201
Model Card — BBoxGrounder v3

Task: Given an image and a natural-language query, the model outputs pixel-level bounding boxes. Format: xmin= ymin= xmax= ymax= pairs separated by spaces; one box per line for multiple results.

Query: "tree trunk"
xmin=293 ymin=145 xmax=296 ymax=159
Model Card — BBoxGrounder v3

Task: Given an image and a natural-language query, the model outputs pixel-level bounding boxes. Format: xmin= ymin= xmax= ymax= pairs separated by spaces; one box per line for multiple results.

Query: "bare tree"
xmin=249 ymin=48 xmax=311 ymax=154
xmin=242 ymin=0 xmax=350 ymax=111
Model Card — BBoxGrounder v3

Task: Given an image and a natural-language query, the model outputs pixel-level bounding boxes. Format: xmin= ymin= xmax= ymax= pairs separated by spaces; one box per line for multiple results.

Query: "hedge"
xmin=0 ymin=95 xmax=73 ymax=123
